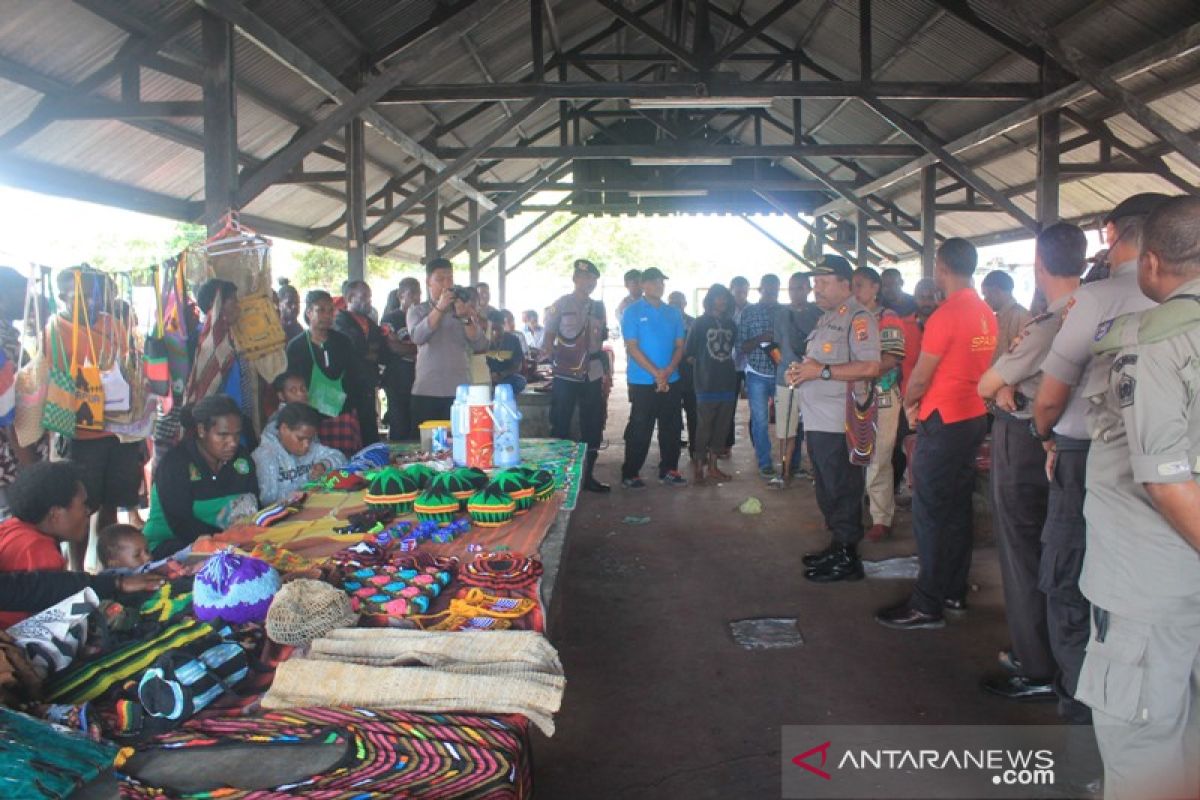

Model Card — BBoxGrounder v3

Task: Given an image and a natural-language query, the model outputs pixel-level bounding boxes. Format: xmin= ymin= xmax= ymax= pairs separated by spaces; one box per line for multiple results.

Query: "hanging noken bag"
xmin=43 ymin=293 xmax=79 ymax=439
xmin=99 ymin=276 xmax=131 ymax=413
xmin=551 ymin=300 xmax=593 ymax=380
xmin=70 ymin=271 xmax=105 ymax=432
xmin=13 ymin=271 xmax=49 ymax=447
xmin=144 ymin=263 xmax=171 ymax=397
xmin=306 ymin=335 xmax=347 ymax=417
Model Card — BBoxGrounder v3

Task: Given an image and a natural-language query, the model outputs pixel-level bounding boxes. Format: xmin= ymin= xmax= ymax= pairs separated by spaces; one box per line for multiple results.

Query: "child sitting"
xmin=97 ymin=524 xmax=151 ymax=573
xmin=263 ymin=372 xmax=311 ymax=439
xmin=252 ymin=402 xmax=347 ymax=505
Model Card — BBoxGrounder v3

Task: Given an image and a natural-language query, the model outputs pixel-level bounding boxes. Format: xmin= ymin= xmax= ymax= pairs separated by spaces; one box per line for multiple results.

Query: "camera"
xmin=448 ymin=285 xmax=474 ymax=303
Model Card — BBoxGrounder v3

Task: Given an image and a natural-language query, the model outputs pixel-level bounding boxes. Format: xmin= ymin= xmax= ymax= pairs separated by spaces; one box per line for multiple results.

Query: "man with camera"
xmin=406 ymin=257 xmax=488 ymax=427
xmin=976 ymin=222 xmax=1088 ymax=702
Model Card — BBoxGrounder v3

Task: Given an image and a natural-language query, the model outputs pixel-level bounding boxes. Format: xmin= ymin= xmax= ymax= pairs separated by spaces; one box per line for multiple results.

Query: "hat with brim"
xmin=574 ymin=259 xmax=601 ymax=277
xmin=804 ymin=255 xmax=854 ymax=282
xmin=640 ymin=267 xmax=668 ymax=282
xmin=1103 ymin=193 xmax=1173 ymax=225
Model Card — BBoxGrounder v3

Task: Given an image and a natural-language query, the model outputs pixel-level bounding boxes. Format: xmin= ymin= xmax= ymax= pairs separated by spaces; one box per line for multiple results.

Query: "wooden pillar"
xmin=920 ymin=165 xmax=937 ymax=278
xmin=468 ymin=200 xmax=481 ymax=284
xmin=855 ymin=209 xmax=870 ymax=268
xmin=423 ymin=167 xmax=439 ymax=262
xmin=1036 ymin=63 xmax=1062 ymax=228
xmin=201 ymin=12 xmax=237 ymax=233
xmin=346 ymin=116 xmax=367 ymax=281
xmin=496 ymin=217 xmax=508 ymax=308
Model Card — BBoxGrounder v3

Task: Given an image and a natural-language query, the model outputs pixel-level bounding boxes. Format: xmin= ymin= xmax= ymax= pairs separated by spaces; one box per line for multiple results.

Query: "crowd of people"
xmin=1 ymin=191 xmax=1198 ymax=798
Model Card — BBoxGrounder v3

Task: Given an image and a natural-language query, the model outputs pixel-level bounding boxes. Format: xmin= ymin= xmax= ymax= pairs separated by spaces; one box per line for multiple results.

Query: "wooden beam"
xmin=755 ymin=190 xmax=877 ymax=264
xmin=439 ymin=158 xmax=570 ymax=258
xmin=429 ymin=143 xmax=924 ymax=159
xmin=192 ymin=0 xmax=496 ymax=210
xmin=52 ymin=100 xmax=203 ymax=119
xmin=201 ymin=11 xmax=237 ymax=230
xmin=346 ymin=116 xmax=367 ymax=280
xmin=927 ymin=0 xmax=1044 ymax=64
xmin=504 ymin=216 xmax=582 ymax=276
xmin=794 ymin=157 xmax=923 ymax=251
xmin=593 ymin=0 xmax=703 ymax=72
xmin=740 ymin=215 xmax=812 ymax=267
xmin=709 ymin=0 xmax=804 ymax=66
xmin=920 ymin=165 xmax=936 ymax=277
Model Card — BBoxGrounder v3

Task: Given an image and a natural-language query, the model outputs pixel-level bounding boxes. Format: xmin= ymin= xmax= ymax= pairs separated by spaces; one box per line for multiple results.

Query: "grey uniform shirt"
xmin=797 ymin=297 xmax=881 ymax=434
xmin=544 ymin=293 xmax=608 ymax=382
xmin=991 ymin=293 xmax=1071 ymax=421
xmin=407 ymin=301 xmax=489 ymax=398
xmin=1041 ymin=260 xmax=1156 ymax=439
xmin=1081 ymin=279 xmax=1200 ymax=625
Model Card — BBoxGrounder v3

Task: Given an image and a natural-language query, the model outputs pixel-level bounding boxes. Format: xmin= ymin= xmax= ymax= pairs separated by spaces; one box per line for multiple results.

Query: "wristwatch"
xmin=820 ymin=365 xmax=833 ymax=381
xmin=1028 ymin=419 xmax=1053 ymax=442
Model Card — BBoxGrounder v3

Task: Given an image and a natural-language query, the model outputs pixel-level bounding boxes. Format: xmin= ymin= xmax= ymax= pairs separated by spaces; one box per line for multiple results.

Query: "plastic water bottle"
xmin=451 ymin=384 xmax=470 ymax=466
xmin=492 ymin=384 xmax=523 ymax=468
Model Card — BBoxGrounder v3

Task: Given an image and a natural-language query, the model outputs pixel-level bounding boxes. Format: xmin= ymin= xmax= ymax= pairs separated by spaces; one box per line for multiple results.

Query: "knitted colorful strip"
xmin=460 ymin=554 xmax=544 ymax=591
xmin=139 ymin=582 xmax=193 ymax=624
xmin=46 ymin=619 xmax=215 ymax=704
xmin=252 ymin=502 xmax=299 ymax=528
xmin=0 ymin=707 xmax=119 ymax=800
xmin=341 ymin=562 xmax=453 ymax=618
xmin=117 ymin=707 xmax=531 ymax=799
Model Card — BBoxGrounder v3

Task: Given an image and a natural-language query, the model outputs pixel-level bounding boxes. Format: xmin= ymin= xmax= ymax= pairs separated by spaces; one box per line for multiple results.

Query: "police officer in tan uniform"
xmin=1078 ymin=196 xmax=1200 ymax=800
xmin=977 ymin=223 xmax=1088 ymax=701
xmin=786 ymin=255 xmax=881 ymax=583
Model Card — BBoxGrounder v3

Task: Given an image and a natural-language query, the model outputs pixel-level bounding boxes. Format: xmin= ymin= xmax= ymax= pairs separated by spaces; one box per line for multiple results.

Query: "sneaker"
xmin=621 ymin=476 xmax=646 ymax=489
xmin=659 ymin=470 xmax=688 ymax=487
xmin=759 ymin=465 xmax=777 ymax=478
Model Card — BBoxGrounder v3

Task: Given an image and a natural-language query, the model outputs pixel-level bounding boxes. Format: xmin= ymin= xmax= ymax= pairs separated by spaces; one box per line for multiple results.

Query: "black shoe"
xmin=802 ymin=542 xmax=838 ymax=568
xmin=943 ymin=597 xmax=968 ymax=615
xmin=875 ymin=602 xmax=946 ymax=630
xmin=980 ymin=674 xmax=1057 ymax=702
xmin=584 ymin=476 xmax=611 ymax=493
xmin=998 ymin=649 xmax=1022 ymax=675
xmin=804 ymin=546 xmax=864 ymax=583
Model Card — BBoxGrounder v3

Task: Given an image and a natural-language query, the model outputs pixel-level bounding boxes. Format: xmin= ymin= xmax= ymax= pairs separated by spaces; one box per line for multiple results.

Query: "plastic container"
xmin=492 ymin=383 xmax=522 ymax=468
xmin=466 ymin=403 xmax=494 ymax=470
xmin=419 ymin=420 xmax=451 ymax=454
xmin=450 ymin=385 xmax=470 ymax=466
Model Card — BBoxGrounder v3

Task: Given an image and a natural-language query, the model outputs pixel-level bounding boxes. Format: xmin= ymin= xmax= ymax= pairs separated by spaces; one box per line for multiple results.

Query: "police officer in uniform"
xmin=1032 ymin=194 xmax=1167 ymax=725
xmin=977 ymin=223 xmax=1088 ymax=701
xmin=1077 ymin=195 xmax=1200 ymax=800
xmin=544 ymin=259 xmax=611 ymax=492
xmin=786 ymin=256 xmax=881 ymax=583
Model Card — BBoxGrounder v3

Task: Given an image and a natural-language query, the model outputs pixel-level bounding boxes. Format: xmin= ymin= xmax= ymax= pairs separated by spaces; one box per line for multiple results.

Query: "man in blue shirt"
xmin=620 ymin=267 xmax=687 ymax=487
xmin=738 ymin=273 xmax=782 ymax=477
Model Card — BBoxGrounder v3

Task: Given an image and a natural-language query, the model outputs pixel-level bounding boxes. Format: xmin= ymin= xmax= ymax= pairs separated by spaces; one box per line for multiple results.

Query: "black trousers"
xmin=550 ymin=376 xmax=604 ymax=451
xmin=910 ymin=412 xmax=987 ymax=615
xmin=382 ymin=359 xmax=416 ymax=441
xmin=410 ymin=394 xmax=454 ymax=429
xmin=355 ymin=389 xmax=380 ymax=446
xmin=681 ymin=385 xmax=697 ymax=452
xmin=1040 ymin=443 xmax=1092 ymax=724
xmin=991 ymin=415 xmax=1055 ymax=681
xmin=622 ymin=382 xmax=683 ymax=479
xmin=807 ymin=430 xmax=865 ymax=545
xmin=725 ymin=371 xmax=744 ymax=449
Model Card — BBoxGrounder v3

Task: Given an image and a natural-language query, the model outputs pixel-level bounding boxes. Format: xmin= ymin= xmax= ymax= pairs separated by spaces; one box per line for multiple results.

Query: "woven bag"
xmin=265 ymin=579 xmax=358 ymax=646
xmin=13 ymin=272 xmax=48 ymax=447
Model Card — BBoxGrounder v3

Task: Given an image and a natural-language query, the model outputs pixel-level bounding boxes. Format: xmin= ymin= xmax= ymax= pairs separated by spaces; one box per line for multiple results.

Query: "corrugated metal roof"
xmin=0 ymin=0 xmax=1198 ymax=264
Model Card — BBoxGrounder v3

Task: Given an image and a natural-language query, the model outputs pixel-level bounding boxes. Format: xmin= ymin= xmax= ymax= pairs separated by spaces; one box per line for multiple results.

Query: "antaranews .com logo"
xmin=782 ymin=726 xmax=1085 ymax=799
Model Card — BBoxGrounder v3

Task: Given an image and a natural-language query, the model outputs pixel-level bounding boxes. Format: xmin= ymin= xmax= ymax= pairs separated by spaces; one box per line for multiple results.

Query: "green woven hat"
xmin=456 ymin=466 xmax=489 ymax=491
xmin=414 ymin=487 xmax=460 ymax=523
xmin=402 ymin=463 xmax=438 ymax=489
xmin=427 ymin=471 xmax=477 ymax=508
xmin=364 ymin=468 xmax=420 ymax=514
xmin=467 ymin=485 xmax=517 ymax=528
xmin=529 ymin=469 xmax=556 ymax=502
xmin=487 ymin=472 xmax=535 ymax=514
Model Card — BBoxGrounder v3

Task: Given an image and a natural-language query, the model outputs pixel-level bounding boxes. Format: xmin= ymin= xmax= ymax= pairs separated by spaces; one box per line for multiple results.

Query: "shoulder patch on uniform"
xmin=1093 ymin=319 xmax=1114 ymax=342
xmin=1092 ymin=312 xmax=1136 ymax=356
xmin=189 ymin=464 xmax=201 ymax=482
xmin=1063 ymin=296 xmax=1077 ymax=317
xmin=1117 ymin=373 xmax=1136 ymax=408
xmin=233 ymin=457 xmax=251 ymax=475
xmin=837 ymin=304 xmax=848 ymax=315
xmin=852 ymin=316 xmax=869 ymax=342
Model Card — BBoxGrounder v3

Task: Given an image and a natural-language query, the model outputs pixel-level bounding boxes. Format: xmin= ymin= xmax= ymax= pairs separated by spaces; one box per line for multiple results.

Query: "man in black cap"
xmin=620 ymin=267 xmax=688 ymax=487
xmin=615 ymin=268 xmax=643 ymax=336
xmin=786 ymin=256 xmax=880 ymax=582
xmin=545 ymin=259 xmax=611 ymax=492
xmin=1030 ymin=192 xmax=1170 ymax=728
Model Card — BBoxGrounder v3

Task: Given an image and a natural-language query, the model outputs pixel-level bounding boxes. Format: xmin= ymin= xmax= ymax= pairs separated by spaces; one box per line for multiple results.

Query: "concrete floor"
xmin=533 ymin=388 xmax=1060 ymax=799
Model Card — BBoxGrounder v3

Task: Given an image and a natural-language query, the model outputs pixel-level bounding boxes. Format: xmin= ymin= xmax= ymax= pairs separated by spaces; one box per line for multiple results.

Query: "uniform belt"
xmin=1053 ymin=433 xmax=1092 ymax=451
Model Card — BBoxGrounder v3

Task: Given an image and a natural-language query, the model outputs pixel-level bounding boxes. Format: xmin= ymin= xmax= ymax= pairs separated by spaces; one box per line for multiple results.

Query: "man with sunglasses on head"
xmin=1030 ymin=193 xmax=1170 ymax=736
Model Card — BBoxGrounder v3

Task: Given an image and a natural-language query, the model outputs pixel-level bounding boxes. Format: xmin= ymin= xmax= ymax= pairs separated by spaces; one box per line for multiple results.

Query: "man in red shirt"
xmin=0 ymin=460 xmax=91 ymax=628
xmin=877 ymin=238 xmax=997 ymax=630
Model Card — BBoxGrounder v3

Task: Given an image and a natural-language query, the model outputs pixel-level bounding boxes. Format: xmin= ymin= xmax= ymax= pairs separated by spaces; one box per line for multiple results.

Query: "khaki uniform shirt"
xmin=1041 ymin=260 xmax=1156 ymax=439
xmin=797 ymin=297 xmax=881 ymax=434
xmin=991 ymin=294 xmax=1071 ymax=421
xmin=991 ymin=297 xmax=1032 ymax=366
xmin=1081 ymin=278 xmax=1200 ymax=625
xmin=545 ymin=293 xmax=608 ymax=382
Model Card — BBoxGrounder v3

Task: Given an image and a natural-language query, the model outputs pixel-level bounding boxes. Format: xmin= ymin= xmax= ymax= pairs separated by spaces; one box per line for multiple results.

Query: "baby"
xmin=97 ymin=524 xmax=152 ymax=572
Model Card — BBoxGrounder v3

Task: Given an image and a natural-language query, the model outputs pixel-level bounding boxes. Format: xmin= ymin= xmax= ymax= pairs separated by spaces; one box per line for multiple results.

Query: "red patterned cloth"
xmin=318 ymin=411 xmax=361 ymax=457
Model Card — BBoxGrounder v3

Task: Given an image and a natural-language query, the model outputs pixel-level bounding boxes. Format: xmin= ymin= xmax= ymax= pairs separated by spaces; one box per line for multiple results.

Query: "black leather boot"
xmin=583 ymin=450 xmax=611 ymax=493
xmin=801 ymin=541 xmax=839 ymax=568
xmin=804 ymin=544 xmax=864 ymax=583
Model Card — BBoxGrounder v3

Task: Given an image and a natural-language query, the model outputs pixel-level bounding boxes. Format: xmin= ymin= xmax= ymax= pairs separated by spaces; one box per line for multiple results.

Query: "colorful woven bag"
xmin=43 ymin=318 xmax=78 ymax=438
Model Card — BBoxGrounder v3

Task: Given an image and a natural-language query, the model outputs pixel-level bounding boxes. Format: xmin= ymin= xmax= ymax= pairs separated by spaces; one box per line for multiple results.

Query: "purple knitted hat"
xmin=193 ymin=550 xmax=281 ymax=624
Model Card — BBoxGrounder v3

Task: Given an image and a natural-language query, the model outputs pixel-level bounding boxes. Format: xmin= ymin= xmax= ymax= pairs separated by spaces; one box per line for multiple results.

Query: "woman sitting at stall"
xmin=252 ymin=402 xmax=346 ymax=505
xmin=143 ymin=395 xmax=260 ymax=559
xmin=285 ymin=290 xmax=363 ymax=457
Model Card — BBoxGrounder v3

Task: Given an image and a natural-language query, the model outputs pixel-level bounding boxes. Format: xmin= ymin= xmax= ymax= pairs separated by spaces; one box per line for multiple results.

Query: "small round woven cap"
xmin=266 ymin=579 xmax=359 ymax=646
